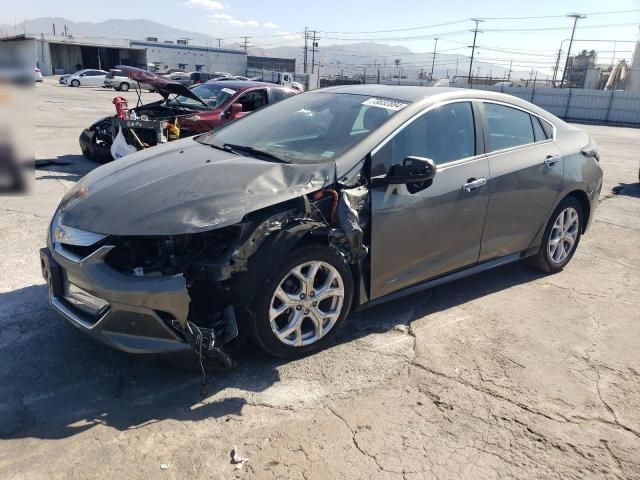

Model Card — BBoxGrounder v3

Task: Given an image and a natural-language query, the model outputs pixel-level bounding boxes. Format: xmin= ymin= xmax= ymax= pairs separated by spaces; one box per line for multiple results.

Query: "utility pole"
xmin=216 ymin=38 xmax=223 ymax=49
xmin=467 ymin=18 xmax=484 ymax=86
xmin=430 ymin=37 xmax=438 ymax=80
xmin=552 ymin=48 xmax=562 ymax=86
xmin=311 ymin=30 xmax=318 ymax=74
xmin=507 ymin=60 xmax=512 ymax=80
xmin=560 ymin=13 xmax=586 ymax=88
xmin=303 ymin=27 xmax=308 ymax=74
xmin=241 ymin=36 xmax=250 ymax=52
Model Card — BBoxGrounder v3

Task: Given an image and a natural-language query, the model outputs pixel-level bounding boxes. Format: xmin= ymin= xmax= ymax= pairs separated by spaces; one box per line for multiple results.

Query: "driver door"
xmin=370 ymin=101 xmax=490 ymax=299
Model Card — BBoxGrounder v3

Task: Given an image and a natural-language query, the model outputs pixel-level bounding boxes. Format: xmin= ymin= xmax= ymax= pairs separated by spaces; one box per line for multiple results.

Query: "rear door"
xmin=235 ymin=89 xmax=268 ymax=115
xmin=370 ymin=101 xmax=490 ymax=299
xmin=478 ymin=101 xmax=562 ymax=261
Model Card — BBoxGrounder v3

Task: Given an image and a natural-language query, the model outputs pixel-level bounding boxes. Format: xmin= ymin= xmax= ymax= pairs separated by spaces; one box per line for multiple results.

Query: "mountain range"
xmin=1 ymin=17 xmax=549 ymax=81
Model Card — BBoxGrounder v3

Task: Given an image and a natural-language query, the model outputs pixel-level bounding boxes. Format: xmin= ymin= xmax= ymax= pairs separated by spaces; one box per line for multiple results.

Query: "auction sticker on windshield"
xmin=361 ymin=98 xmax=408 ymax=111
xmin=221 ymin=88 xmax=236 ymax=95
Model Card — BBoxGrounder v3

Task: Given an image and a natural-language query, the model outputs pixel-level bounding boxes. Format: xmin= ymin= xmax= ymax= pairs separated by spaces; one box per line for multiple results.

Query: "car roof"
xmin=318 ymin=85 xmax=559 ymax=118
xmin=320 ymin=85 xmax=461 ymax=102
xmin=204 ymin=80 xmax=284 ymax=89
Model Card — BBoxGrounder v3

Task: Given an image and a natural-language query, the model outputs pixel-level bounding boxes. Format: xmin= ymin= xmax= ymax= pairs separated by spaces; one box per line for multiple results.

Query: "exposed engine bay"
xmin=99 ymin=182 xmax=370 ymax=369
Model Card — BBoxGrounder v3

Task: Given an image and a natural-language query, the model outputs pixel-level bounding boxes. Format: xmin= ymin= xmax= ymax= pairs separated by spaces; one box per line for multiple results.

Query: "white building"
xmin=0 ymin=33 xmax=247 ymax=76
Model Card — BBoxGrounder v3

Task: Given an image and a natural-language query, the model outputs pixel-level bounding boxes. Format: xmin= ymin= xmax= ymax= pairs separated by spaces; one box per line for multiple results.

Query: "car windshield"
xmin=168 ymin=83 xmax=236 ymax=109
xmin=196 ymin=92 xmax=406 ymax=164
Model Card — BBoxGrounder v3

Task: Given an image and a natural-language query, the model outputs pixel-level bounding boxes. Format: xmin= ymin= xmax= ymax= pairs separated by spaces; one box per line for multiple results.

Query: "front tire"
xmin=70 ymin=79 xmax=80 ymax=87
xmin=119 ymin=82 xmax=129 ymax=92
xmin=251 ymin=244 xmax=354 ymax=358
xmin=530 ymin=196 xmax=583 ymax=273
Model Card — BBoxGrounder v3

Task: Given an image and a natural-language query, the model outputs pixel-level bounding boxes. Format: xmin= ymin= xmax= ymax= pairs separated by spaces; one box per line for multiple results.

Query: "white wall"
xmin=133 ymin=42 xmax=246 ymax=74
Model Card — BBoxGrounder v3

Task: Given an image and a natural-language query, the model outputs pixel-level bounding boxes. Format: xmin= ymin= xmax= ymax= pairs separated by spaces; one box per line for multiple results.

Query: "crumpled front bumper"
xmin=40 ymin=242 xmax=192 ymax=354
xmin=79 ymin=128 xmax=112 ymax=162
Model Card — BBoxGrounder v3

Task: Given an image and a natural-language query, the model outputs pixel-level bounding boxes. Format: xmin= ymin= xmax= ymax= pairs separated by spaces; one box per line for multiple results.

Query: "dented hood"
xmin=116 ymin=65 xmax=207 ymax=107
xmin=58 ymin=137 xmax=334 ymax=236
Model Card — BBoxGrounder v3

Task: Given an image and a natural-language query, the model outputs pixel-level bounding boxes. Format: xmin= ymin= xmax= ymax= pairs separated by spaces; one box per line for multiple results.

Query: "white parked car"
xmin=34 ymin=67 xmax=43 ymax=82
xmin=103 ymin=68 xmax=153 ymax=91
xmin=65 ymin=69 xmax=108 ymax=87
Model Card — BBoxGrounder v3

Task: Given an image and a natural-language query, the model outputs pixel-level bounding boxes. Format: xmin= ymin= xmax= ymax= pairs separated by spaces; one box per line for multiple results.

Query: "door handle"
xmin=544 ymin=155 xmax=561 ymax=167
xmin=462 ymin=177 xmax=487 ymax=192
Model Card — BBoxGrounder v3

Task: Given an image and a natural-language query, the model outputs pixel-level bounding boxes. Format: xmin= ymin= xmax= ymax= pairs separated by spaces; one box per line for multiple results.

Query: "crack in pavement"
xmin=327 ymin=406 xmax=391 ymax=474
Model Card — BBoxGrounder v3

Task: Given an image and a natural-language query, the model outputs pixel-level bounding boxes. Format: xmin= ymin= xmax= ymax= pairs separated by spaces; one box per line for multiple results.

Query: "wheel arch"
xmin=566 ymin=189 xmax=591 ymax=233
xmin=527 ymin=188 xmax=592 ymax=255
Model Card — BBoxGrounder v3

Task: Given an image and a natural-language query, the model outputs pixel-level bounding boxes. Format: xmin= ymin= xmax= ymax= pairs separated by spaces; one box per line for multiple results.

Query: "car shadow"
xmin=35 ymin=154 xmax=98 ymax=183
xmin=611 ymin=182 xmax=640 ymax=198
xmin=0 ymin=260 xmax=544 ymax=441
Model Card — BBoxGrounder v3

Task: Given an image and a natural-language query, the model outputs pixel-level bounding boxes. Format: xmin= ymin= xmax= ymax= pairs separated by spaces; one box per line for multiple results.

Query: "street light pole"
xmin=560 ymin=13 xmax=586 ymax=88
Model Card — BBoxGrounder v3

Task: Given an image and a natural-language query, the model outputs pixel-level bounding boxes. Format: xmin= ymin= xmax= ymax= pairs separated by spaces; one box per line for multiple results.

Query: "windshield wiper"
xmin=222 ymin=144 xmax=289 ymax=163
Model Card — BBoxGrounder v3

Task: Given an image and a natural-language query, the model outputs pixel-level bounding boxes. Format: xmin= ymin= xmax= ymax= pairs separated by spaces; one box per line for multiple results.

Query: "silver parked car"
xmin=103 ymin=68 xmax=153 ymax=92
xmin=65 ymin=69 xmax=108 ymax=87
xmin=40 ymin=86 xmax=602 ymax=365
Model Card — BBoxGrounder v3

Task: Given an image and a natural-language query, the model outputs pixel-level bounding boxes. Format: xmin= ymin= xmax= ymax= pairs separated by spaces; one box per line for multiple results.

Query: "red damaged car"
xmin=79 ymin=65 xmax=299 ymax=162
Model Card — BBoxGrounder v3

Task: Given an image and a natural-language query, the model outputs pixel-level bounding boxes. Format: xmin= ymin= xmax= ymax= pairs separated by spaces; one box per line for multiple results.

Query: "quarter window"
xmin=531 ymin=115 xmax=547 ymax=142
xmin=539 ymin=117 xmax=554 ymax=139
xmin=484 ymin=103 xmax=535 ymax=151
xmin=371 ymin=101 xmax=475 ymax=173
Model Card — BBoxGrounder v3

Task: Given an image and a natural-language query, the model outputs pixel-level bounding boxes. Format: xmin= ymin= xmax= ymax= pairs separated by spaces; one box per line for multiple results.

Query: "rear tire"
xmin=251 ymin=244 xmax=353 ymax=358
xmin=529 ymin=196 xmax=583 ymax=273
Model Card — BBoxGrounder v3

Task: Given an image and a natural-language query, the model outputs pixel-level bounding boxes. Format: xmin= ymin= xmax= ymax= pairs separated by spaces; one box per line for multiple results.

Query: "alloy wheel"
xmin=548 ymin=207 xmax=580 ymax=264
xmin=269 ymin=260 xmax=345 ymax=347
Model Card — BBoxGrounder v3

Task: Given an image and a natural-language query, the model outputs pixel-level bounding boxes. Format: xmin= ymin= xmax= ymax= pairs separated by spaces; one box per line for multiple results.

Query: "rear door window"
xmin=237 ymin=89 xmax=268 ymax=112
xmin=483 ymin=103 xmax=535 ymax=151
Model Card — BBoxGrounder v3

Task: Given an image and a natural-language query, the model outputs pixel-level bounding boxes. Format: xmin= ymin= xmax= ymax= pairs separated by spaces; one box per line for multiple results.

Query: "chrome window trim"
xmin=370 ymin=97 xmax=558 ymax=169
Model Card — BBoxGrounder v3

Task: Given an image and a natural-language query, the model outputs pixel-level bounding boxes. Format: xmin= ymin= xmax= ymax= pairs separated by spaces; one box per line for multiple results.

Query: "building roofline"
xmin=130 ymin=40 xmax=245 ymax=56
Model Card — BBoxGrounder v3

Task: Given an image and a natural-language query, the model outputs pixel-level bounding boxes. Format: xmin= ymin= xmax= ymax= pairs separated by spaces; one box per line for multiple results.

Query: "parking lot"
xmin=1 ymin=78 xmax=640 ymax=479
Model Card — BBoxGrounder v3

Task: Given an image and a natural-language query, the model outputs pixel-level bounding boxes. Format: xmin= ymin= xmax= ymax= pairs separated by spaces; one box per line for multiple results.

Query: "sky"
xmin=2 ymin=0 xmax=639 ymax=75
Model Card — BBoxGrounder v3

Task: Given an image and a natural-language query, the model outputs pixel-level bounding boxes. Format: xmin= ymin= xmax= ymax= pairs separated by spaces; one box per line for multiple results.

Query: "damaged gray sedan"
xmin=40 ymin=85 xmax=603 ymax=362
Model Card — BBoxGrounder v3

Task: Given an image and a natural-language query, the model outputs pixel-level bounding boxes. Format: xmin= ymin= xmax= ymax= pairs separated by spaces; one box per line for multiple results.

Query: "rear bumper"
xmin=40 ymin=245 xmax=192 ymax=354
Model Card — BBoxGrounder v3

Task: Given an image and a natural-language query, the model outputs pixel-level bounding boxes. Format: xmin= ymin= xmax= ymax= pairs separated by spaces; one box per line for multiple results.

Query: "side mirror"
xmin=385 ymin=156 xmax=436 ymax=185
xmin=229 ymin=103 xmax=243 ymax=119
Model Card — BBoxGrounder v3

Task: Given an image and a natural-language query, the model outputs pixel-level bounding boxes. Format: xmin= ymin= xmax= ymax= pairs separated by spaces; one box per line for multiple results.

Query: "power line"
xmin=319 ymin=19 xmax=469 ymax=34
xmin=483 ymin=22 xmax=638 ymax=33
xmin=478 ymin=9 xmax=640 ymax=20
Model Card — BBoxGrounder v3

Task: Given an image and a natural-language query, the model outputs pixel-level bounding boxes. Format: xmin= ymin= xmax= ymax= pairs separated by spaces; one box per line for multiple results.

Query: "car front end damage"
xmin=40 ymin=182 xmax=370 ymax=367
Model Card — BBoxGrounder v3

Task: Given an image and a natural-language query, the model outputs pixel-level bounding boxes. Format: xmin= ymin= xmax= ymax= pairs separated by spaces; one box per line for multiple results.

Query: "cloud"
xmin=185 ymin=0 xmax=225 ymax=9
xmin=263 ymin=22 xmax=279 ymax=29
xmin=274 ymin=31 xmax=299 ymax=40
xmin=209 ymin=14 xmax=261 ymax=27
